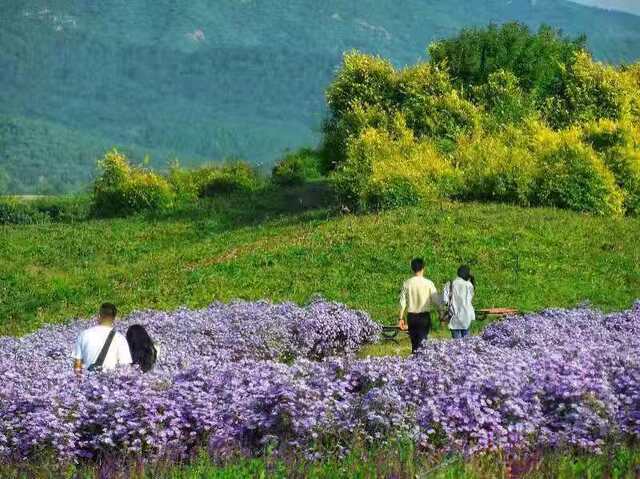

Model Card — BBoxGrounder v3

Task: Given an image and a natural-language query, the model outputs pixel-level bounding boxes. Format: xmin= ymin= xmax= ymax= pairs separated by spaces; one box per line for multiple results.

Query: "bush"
xmin=543 ymin=52 xmax=635 ymax=128
xmin=200 ymin=162 xmax=261 ymax=197
xmin=321 ymin=103 xmax=394 ymax=173
xmin=472 ymin=70 xmax=532 ymax=125
xmin=272 ymin=149 xmax=322 ymax=187
xmin=0 ymin=196 xmax=89 ymax=225
xmin=584 ymin=121 xmax=640 ymax=215
xmin=454 ymin=129 xmax=536 ymax=205
xmin=531 ymin=129 xmax=624 ymax=215
xmin=402 ymin=90 xmax=480 ymax=141
xmin=167 ymin=162 xmax=220 ymax=202
xmin=332 ymin=122 xmax=456 ymax=211
xmin=604 ymin=146 xmax=640 ymax=215
xmin=0 ymin=199 xmax=50 ymax=225
xmin=581 ymin=120 xmax=640 ymax=215
xmin=364 ymin=176 xmax=422 ymax=211
xmin=325 ymin=51 xmax=397 ymax=121
xmin=91 ymin=149 xmax=175 ymax=217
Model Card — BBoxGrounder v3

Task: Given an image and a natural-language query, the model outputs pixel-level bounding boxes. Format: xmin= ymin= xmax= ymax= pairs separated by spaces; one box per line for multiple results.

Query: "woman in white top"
xmin=442 ymin=265 xmax=475 ymax=339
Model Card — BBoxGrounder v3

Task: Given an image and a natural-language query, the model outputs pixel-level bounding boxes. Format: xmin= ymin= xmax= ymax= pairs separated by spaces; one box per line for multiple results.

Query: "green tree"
xmin=428 ymin=23 xmax=585 ymax=93
xmin=542 ymin=51 xmax=635 ymax=128
xmin=472 ymin=70 xmax=531 ymax=125
xmin=322 ymin=52 xmax=398 ymax=170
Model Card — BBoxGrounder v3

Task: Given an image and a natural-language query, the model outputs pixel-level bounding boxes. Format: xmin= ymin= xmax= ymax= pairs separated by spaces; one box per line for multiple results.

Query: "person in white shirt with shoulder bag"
xmin=442 ymin=265 xmax=475 ymax=339
xmin=72 ymin=303 xmax=132 ymax=374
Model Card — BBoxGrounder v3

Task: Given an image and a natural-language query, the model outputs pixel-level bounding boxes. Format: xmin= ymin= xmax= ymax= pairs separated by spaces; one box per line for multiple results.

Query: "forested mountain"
xmin=1 ymin=0 xmax=640 ymax=193
xmin=569 ymin=1 xmax=640 ymax=15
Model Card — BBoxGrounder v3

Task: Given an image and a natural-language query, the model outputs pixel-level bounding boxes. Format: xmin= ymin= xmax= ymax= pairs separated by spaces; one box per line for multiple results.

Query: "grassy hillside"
xmin=2 ymin=0 xmax=640 ymax=192
xmin=1 ymin=194 xmax=638 ymax=336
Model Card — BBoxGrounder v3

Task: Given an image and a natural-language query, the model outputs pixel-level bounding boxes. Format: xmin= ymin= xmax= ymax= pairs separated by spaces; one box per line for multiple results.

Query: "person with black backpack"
xmin=72 ymin=303 xmax=132 ymax=374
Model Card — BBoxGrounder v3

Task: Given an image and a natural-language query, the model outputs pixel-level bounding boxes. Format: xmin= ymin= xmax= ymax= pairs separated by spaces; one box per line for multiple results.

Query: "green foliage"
xmin=271 ymin=149 xmax=322 ymax=187
xmin=454 ymin=129 xmax=536 ymax=205
xmin=91 ymin=149 xmax=175 ymax=217
xmin=402 ymin=89 xmax=480 ymax=141
xmin=397 ymin=63 xmax=477 ymax=140
xmin=0 ymin=196 xmax=89 ymax=225
xmin=325 ymin=52 xmax=397 ymax=120
xmin=332 ymin=123 xmax=456 ymax=211
xmin=5 ymin=441 xmax=640 ymax=478
xmin=428 ymin=23 xmax=585 ymax=91
xmin=532 ymin=129 xmax=624 ymax=215
xmin=323 ymin=54 xmax=480 ymax=174
xmin=363 ymin=176 xmax=422 ymax=211
xmin=200 ymin=162 xmax=261 ymax=197
xmin=321 ymin=24 xmax=640 ymax=216
xmin=472 ymin=69 xmax=531 ymax=125
xmin=0 ymin=199 xmax=50 ymax=225
xmin=582 ymin=120 xmax=640 ymax=215
xmin=322 ymin=52 xmax=398 ymax=168
xmin=543 ymin=51 xmax=636 ymax=128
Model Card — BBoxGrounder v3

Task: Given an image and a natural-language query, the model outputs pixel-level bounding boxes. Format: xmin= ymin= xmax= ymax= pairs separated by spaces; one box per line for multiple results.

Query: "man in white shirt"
xmin=398 ymin=258 xmax=440 ymax=353
xmin=72 ymin=303 xmax=132 ymax=374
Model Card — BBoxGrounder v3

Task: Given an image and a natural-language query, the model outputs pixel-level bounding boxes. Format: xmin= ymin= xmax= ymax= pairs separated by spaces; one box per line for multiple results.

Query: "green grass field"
xmin=6 ymin=441 xmax=640 ymax=478
xmin=1 ymin=193 xmax=638 ymax=337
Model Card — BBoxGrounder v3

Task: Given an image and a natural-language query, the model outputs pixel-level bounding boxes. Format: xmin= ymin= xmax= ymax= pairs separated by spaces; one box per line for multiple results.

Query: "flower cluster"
xmin=1 ymin=300 xmax=640 ymax=465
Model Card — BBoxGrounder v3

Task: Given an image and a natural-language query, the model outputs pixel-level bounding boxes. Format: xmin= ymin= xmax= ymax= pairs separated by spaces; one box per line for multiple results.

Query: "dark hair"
xmin=126 ymin=325 xmax=157 ymax=373
xmin=410 ymin=258 xmax=425 ymax=273
xmin=457 ymin=265 xmax=475 ymax=286
xmin=100 ymin=303 xmax=117 ymax=319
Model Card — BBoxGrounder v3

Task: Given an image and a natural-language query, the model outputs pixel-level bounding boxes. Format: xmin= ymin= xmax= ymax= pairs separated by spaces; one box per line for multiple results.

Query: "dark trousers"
xmin=407 ymin=312 xmax=431 ymax=353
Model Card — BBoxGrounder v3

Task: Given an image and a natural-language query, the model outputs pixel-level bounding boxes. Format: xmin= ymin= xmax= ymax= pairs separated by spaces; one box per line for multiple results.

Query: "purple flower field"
xmin=1 ymin=299 xmax=640 ymax=465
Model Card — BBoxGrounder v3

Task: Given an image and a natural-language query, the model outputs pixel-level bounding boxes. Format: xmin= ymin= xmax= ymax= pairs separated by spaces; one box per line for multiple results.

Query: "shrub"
xmin=531 ymin=129 xmax=624 ymax=215
xmin=325 ymin=51 xmax=397 ymax=120
xmin=91 ymin=149 xmax=175 ymax=217
xmin=428 ymin=23 xmax=585 ymax=91
xmin=454 ymin=129 xmax=536 ymax=205
xmin=167 ymin=161 xmax=198 ymax=201
xmin=396 ymin=64 xmax=479 ymax=140
xmin=0 ymin=199 xmax=50 ymax=225
xmin=581 ymin=120 xmax=640 ymax=215
xmin=321 ymin=103 xmax=395 ymax=172
xmin=0 ymin=196 xmax=89 ymax=225
xmin=543 ymin=52 xmax=635 ymax=129
xmin=604 ymin=146 xmax=640 ymax=215
xmin=272 ymin=149 xmax=322 ymax=187
xmin=332 ymin=122 xmax=456 ymax=211
xmin=200 ymin=162 xmax=261 ymax=197
xmin=167 ymin=162 xmax=220 ymax=201
xmin=364 ymin=176 xmax=422 ymax=211
xmin=624 ymin=63 xmax=640 ymax=120
xmin=472 ymin=70 xmax=531 ymax=125
xmin=29 ymin=196 xmax=89 ymax=222
xmin=402 ymin=89 xmax=480 ymax=141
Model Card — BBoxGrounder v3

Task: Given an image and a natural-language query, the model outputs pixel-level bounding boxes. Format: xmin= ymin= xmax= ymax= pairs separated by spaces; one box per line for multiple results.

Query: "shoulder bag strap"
xmin=91 ymin=329 xmax=116 ymax=370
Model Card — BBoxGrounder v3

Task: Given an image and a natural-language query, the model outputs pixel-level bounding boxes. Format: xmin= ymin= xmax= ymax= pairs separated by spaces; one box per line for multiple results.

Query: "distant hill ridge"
xmin=2 ymin=0 xmax=640 ymax=193
xmin=569 ymin=0 xmax=640 ymax=16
